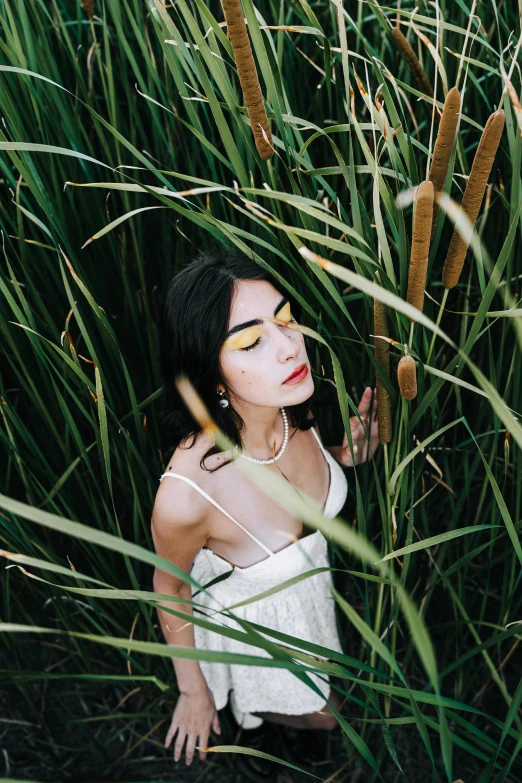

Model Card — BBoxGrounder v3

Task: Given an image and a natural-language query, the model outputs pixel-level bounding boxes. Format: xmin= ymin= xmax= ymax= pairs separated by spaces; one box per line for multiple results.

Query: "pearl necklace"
xmin=234 ymin=407 xmax=288 ymax=464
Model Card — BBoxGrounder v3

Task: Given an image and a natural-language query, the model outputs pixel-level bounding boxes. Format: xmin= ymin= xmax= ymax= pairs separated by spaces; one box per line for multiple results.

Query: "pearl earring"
xmin=217 ymin=389 xmax=229 ymax=408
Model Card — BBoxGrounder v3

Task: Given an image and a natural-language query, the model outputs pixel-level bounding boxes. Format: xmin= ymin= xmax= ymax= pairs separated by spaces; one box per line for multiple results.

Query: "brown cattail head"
xmin=428 ymin=86 xmax=461 ymax=240
xmin=442 ymin=110 xmax=505 ymax=289
xmin=221 ymin=0 xmax=273 ymax=160
xmin=406 ymin=180 xmax=434 ymax=321
xmin=397 ymin=354 xmax=417 ymax=399
xmin=391 ymin=26 xmax=434 ymax=99
xmin=81 ymin=0 xmax=94 ymax=18
xmin=374 ymin=293 xmax=392 ymax=444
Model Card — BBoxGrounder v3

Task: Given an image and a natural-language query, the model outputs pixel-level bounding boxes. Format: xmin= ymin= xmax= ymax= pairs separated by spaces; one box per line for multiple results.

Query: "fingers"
xmin=199 ymin=731 xmax=209 ymax=762
xmin=167 ymin=721 xmax=218 ymax=765
xmin=344 ymin=387 xmax=379 ymax=465
xmin=174 ymin=726 xmax=187 ymax=763
xmin=353 ymin=387 xmax=377 ymax=430
xmin=185 ymin=733 xmax=197 ymax=766
xmin=212 ymin=712 xmax=221 ymax=735
xmin=357 ymin=386 xmax=374 ymax=416
xmin=164 ymin=718 xmax=178 ymax=749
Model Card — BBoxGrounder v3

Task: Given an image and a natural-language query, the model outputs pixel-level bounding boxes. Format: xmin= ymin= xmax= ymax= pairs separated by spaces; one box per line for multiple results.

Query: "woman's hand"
xmin=340 ymin=387 xmax=379 ymax=467
xmin=165 ymin=685 xmax=221 ymax=766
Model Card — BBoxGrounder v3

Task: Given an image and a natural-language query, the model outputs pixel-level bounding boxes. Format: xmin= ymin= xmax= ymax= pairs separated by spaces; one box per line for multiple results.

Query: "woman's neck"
xmin=234 ymin=404 xmax=285 ymax=458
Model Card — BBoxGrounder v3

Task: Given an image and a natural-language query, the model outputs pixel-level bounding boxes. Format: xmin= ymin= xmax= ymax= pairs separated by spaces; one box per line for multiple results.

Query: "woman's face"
xmin=218 ymin=279 xmax=314 ymax=410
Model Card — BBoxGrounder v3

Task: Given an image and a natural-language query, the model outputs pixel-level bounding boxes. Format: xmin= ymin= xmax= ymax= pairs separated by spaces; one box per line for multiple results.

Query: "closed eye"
xmin=240 ymin=312 xmax=296 ymax=352
xmin=240 ymin=337 xmax=262 ymax=352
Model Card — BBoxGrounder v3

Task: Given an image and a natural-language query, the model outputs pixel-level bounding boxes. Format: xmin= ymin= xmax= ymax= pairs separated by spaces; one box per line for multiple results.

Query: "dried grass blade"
xmin=501 ymin=65 xmax=522 ymax=138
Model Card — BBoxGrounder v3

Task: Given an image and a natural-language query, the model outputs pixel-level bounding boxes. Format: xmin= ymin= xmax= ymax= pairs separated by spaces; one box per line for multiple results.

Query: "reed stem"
xmin=426 ymin=288 xmax=449 ymax=365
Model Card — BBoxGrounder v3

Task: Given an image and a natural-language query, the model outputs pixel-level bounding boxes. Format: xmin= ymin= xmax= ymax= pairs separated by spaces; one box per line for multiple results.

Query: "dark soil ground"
xmin=0 ymin=632 xmax=496 ymax=783
xmin=1 ymin=597 xmax=519 ymax=783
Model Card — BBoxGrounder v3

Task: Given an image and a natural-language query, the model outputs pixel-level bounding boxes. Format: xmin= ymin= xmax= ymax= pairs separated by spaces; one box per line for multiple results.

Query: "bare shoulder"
xmin=151 ymin=431 xmax=234 ymax=582
xmin=152 ymin=430 xmax=230 ymax=530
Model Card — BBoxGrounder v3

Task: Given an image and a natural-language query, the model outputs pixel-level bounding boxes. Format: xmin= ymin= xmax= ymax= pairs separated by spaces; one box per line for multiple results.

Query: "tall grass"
xmin=0 ymin=0 xmax=521 ymax=780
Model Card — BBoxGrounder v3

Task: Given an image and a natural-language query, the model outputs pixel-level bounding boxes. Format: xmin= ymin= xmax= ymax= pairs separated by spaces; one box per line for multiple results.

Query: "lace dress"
xmin=159 ymin=426 xmax=348 ymax=723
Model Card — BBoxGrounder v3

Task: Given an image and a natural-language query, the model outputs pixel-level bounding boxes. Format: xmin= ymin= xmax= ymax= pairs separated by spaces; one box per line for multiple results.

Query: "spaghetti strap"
xmin=311 ymin=425 xmax=326 ymax=453
xmin=159 ymin=472 xmax=275 ymax=557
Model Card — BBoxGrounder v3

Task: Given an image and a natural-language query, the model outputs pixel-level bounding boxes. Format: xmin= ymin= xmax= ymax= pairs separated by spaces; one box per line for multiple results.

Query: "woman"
xmin=151 ymin=247 xmax=379 ymax=779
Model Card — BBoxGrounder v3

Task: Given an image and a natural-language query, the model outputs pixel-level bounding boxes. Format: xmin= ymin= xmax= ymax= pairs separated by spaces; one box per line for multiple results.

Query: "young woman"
xmin=151 ymin=247 xmax=379 ymax=778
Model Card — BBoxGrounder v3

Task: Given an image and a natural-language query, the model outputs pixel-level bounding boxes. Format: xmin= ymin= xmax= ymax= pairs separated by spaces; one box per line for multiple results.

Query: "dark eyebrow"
xmin=224 ymin=296 xmax=289 ymax=339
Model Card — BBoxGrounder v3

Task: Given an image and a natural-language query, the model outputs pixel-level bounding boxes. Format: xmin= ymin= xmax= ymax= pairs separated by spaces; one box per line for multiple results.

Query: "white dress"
xmin=159 ymin=426 xmax=348 ymax=725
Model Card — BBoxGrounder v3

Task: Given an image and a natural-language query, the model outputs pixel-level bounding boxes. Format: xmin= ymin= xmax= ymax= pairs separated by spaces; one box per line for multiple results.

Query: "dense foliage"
xmin=0 ymin=0 xmax=521 ymax=780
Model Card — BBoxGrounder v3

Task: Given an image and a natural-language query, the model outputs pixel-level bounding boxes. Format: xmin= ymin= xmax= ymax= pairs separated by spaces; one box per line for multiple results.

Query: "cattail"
xmin=221 ymin=0 xmax=273 ymax=160
xmin=397 ymin=353 xmax=417 ymax=400
xmin=428 ymin=86 xmax=461 ymax=240
xmin=391 ymin=26 xmax=434 ymax=100
xmin=442 ymin=110 xmax=505 ymax=289
xmin=406 ymin=180 xmax=434 ymax=321
xmin=374 ymin=293 xmax=392 ymax=444
xmin=81 ymin=0 xmax=94 ymax=18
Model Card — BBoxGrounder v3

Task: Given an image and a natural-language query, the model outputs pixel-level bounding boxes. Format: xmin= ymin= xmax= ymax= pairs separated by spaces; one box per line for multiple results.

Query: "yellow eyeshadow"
xmin=223 ymin=305 xmax=294 ymax=351
xmin=223 ymin=325 xmax=264 ymax=351
xmin=274 ymin=301 xmax=292 ymax=322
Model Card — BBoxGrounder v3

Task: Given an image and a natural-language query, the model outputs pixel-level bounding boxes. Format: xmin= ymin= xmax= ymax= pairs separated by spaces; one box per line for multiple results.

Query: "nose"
xmin=275 ymin=325 xmax=300 ymax=361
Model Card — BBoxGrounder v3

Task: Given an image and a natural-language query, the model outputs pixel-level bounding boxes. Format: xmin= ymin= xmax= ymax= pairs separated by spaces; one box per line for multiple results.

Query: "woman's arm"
xmin=151 ymin=486 xmax=222 ymax=765
xmin=151 ymin=484 xmax=211 ymax=694
xmin=153 ymin=574 xmax=209 ymax=695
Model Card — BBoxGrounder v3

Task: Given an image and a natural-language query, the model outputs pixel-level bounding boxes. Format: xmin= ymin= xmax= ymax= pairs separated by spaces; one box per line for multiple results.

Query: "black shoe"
xmin=234 ymin=721 xmax=287 ymax=782
xmin=272 ymin=724 xmax=335 ymax=772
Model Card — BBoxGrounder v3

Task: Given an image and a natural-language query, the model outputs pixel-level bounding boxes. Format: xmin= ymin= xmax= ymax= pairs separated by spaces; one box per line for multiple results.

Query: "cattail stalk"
xmin=221 ymin=0 xmax=273 ymax=160
xmin=391 ymin=26 xmax=434 ymax=99
xmin=442 ymin=110 xmax=505 ymax=289
xmin=398 ymin=353 xmax=417 ymax=399
xmin=374 ymin=293 xmax=392 ymax=444
xmin=406 ymin=180 xmax=434 ymax=321
xmin=428 ymin=86 xmax=461 ymax=240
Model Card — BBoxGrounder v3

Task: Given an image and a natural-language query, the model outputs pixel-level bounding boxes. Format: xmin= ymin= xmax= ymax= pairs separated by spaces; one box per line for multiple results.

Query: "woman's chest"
xmin=202 ymin=436 xmax=331 ymax=568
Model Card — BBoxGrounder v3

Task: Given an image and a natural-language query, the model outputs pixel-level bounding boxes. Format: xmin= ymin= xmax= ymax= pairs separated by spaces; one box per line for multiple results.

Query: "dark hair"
xmin=158 ymin=244 xmax=316 ymax=472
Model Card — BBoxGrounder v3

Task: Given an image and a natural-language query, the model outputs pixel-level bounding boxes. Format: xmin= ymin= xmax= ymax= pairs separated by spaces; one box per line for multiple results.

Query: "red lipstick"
xmin=283 ymin=364 xmax=308 ymax=385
